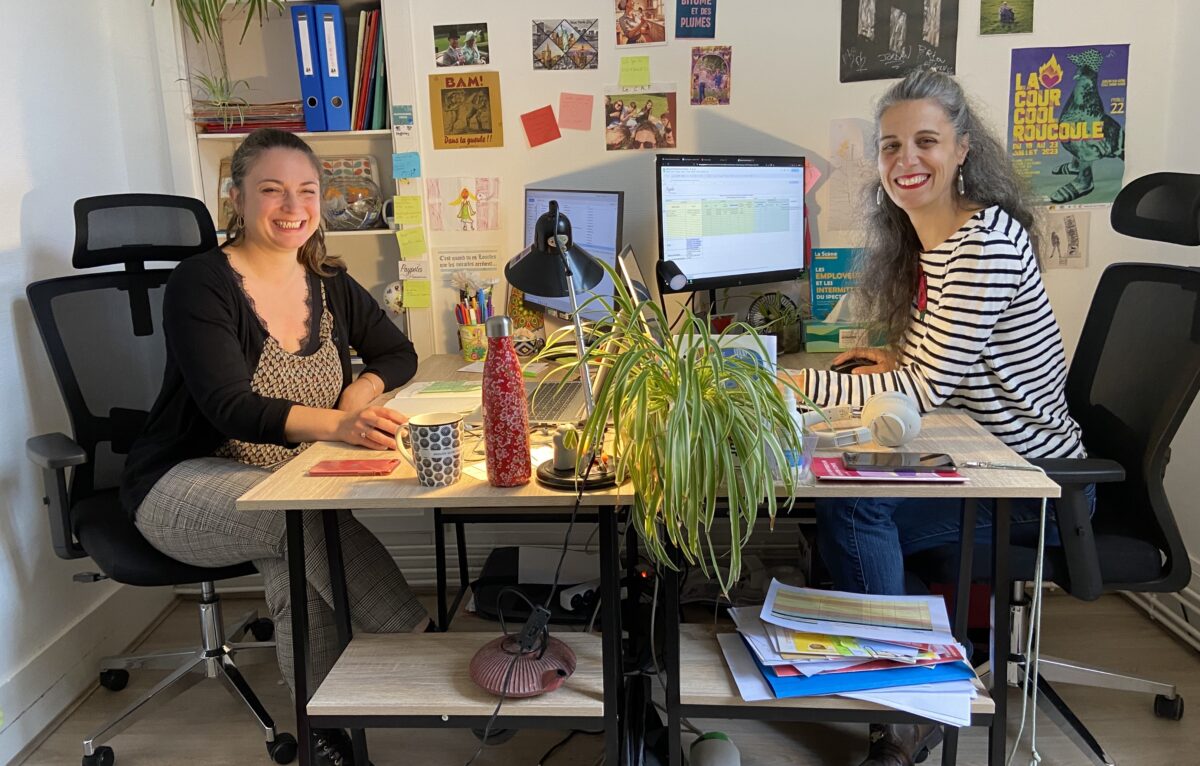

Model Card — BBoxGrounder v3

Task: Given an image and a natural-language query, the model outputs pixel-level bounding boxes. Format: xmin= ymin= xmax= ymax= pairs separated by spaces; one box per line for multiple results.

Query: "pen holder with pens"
xmin=451 ymin=271 xmax=496 ymax=362
xmin=458 ymin=324 xmax=487 ymax=361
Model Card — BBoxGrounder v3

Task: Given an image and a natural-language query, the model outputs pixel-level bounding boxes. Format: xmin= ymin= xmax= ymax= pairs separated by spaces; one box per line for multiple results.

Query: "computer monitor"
xmin=521 ymin=188 xmax=624 ymax=322
xmin=655 ymin=154 xmax=806 ymax=293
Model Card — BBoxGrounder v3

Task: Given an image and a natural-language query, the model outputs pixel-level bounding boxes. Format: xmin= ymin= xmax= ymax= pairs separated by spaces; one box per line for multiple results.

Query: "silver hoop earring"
xmin=957 ymin=166 xmax=966 ymax=196
xmin=876 ymin=185 xmax=884 ymax=206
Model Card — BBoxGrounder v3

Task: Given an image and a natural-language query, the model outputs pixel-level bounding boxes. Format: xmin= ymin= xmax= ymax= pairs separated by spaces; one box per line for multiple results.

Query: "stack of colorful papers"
xmin=716 ymin=580 xmax=978 ymax=726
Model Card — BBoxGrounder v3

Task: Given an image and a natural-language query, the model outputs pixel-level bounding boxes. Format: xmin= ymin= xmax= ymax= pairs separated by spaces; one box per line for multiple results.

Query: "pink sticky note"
xmin=558 ymin=92 xmax=595 ymax=131
xmin=521 ymin=105 xmax=562 ymax=148
xmin=805 ymin=163 xmax=822 ymax=194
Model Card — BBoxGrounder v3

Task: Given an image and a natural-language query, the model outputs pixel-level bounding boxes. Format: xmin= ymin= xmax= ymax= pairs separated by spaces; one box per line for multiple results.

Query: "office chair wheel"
xmin=267 ymin=732 xmax=298 ymax=764
xmin=98 ymin=669 xmax=129 ymax=691
xmin=82 ymin=746 xmax=115 ymax=766
xmin=248 ymin=617 xmax=275 ymax=642
xmin=1154 ymin=693 xmax=1185 ymax=720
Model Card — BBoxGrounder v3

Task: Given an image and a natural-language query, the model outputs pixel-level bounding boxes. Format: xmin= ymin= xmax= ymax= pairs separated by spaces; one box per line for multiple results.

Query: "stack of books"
xmin=717 ymin=580 xmax=978 ymax=725
xmin=350 ymin=9 xmax=388 ymax=131
xmin=193 ymin=101 xmax=306 ymax=134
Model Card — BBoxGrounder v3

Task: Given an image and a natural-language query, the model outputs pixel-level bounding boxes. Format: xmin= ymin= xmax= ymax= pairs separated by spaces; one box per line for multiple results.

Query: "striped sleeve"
xmin=803 ymin=221 xmax=1022 ymax=412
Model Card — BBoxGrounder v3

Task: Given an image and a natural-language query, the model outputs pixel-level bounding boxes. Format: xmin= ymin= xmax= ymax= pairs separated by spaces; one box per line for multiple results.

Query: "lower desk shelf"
xmin=307 ymin=632 xmax=606 ymax=727
xmin=677 ymin=624 xmax=995 ymax=722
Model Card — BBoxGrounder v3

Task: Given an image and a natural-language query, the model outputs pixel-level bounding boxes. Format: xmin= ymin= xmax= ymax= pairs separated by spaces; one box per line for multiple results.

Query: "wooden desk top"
xmin=306 ymin=632 xmax=604 ymax=719
xmin=236 ymin=354 xmax=1058 ymax=512
xmin=677 ymin=624 xmax=994 ymax=716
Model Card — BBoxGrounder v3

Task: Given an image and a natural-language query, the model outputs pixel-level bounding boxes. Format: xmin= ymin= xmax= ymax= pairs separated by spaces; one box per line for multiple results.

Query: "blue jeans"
xmin=815 ymin=485 xmax=1096 ymax=594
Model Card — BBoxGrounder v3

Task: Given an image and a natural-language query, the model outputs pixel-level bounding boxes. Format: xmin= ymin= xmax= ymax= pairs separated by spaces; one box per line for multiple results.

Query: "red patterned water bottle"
xmin=483 ymin=316 xmax=531 ymax=486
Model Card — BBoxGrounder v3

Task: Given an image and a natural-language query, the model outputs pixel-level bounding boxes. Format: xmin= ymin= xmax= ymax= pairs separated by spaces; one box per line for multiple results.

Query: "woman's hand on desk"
xmin=832 ymin=348 xmax=896 ymax=375
xmin=335 ymin=406 xmax=408 ymax=450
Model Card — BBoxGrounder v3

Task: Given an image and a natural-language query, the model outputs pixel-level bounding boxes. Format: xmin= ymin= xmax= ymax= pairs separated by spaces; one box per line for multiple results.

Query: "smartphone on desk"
xmin=842 ymin=451 xmax=956 ymax=472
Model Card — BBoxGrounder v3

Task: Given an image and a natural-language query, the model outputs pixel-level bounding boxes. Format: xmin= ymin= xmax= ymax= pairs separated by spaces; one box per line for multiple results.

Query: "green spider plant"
xmin=154 ymin=0 xmax=287 ymax=128
xmin=535 ymin=263 xmax=816 ymax=596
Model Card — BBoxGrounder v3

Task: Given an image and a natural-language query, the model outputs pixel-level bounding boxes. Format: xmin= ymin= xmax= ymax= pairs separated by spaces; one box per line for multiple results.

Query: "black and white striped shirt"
xmin=803 ymin=206 xmax=1085 ymax=459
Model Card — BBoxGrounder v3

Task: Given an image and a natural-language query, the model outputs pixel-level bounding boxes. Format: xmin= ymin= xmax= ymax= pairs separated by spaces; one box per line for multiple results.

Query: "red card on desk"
xmin=308 ymin=459 xmax=401 ymax=477
xmin=811 ymin=457 xmax=967 ymax=482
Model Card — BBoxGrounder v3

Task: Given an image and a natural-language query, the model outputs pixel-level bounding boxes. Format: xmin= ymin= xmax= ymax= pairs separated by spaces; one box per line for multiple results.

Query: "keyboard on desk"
xmin=526 ymin=380 xmax=584 ymax=422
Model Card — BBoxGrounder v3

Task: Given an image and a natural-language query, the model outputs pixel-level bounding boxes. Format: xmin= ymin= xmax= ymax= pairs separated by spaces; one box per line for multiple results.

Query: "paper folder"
xmin=743 ymin=636 xmax=976 ymax=698
xmin=313 ymin=3 xmax=351 ymax=131
xmin=289 ymin=5 xmax=326 ymax=131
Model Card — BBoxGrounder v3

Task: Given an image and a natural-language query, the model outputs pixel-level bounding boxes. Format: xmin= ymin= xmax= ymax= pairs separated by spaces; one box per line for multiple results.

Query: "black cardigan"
xmin=120 ymin=248 xmax=418 ymax=515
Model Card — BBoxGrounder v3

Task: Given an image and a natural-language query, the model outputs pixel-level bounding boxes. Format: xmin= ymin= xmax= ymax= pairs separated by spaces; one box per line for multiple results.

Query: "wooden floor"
xmin=20 ymin=591 xmax=1200 ymax=766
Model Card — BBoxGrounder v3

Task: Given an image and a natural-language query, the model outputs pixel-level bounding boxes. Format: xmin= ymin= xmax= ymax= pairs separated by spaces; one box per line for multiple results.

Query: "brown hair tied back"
xmin=224 ymin=128 xmax=343 ymax=277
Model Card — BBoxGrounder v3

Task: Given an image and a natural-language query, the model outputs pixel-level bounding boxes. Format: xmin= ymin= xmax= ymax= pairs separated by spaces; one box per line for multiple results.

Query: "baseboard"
xmin=0 ymin=583 xmax=174 ymax=764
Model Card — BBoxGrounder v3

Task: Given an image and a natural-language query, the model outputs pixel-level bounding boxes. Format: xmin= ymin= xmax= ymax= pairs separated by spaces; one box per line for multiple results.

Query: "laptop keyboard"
xmin=527 ymin=380 xmax=583 ymax=421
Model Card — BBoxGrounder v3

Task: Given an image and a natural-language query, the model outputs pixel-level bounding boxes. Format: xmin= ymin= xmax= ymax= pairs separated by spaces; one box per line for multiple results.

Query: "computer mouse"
xmin=831 ymin=357 xmax=875 ymax=374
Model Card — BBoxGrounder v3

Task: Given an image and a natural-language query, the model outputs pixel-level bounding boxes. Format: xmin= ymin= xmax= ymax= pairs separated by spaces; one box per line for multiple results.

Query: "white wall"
xmin=1161 ymin=0 xmax=1200 ymax=599
xmin=0 ymin=1 xmax=177 ymax=760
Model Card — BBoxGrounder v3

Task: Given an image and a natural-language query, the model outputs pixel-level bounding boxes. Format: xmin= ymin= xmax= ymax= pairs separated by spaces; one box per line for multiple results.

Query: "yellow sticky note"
xmin=395 ymin=227 xmax=428 ymax=259
xmin=393 ymin=195 xmax=423 ymax=227
xmin=619 ymin=56 xmax=651 ymax=88
xmin=403 ymin=279 xmax=431 ymax=308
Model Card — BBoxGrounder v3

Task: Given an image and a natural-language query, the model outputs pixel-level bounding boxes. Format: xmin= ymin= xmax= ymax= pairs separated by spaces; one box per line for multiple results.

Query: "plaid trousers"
xmin=135 ymin=457 xmax=428 ymax=696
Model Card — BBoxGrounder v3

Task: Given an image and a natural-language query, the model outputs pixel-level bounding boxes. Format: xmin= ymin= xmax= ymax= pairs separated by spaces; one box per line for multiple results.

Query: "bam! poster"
xmin=427 ymin=71 xmax=504 ymax=150
xmin=839 ymin=0 xmax=958 ymax=83
xmin=1007 ymin=45 xmax=1128 ymax=206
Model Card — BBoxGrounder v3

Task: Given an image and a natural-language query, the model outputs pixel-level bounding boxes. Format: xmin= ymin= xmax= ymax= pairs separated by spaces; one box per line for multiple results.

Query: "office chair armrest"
xmin=26 ymin=432 xmax=87 ymax=470
xmin=1029 ymin=457 xmax=1124 ymax=486
xmin=26 ymin=433 xmax=88 ymax=560
xmin=1029 ymin=457 xmax=1120 ymax=602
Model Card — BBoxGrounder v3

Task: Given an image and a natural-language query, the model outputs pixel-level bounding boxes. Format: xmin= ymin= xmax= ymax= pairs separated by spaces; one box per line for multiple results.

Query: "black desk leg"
xmin=434 ymin=508 xmax=448 ymax=631
xmin=941 ymin=499 xmax=977 ymax=766
xmin=322 ymin=511 xmax=368 ymax=765
xmin=988 ymin=500 xmax=1013 ymax=766
xmin=598 ymin=506 xmax=623 ymax=766
xmin=664 ymin=545 xmax=682 ymax=766
xmin=455 ymin=520 xmax=470 ymax=617
xmin=286 ymin=510 xmax=313 ymax=766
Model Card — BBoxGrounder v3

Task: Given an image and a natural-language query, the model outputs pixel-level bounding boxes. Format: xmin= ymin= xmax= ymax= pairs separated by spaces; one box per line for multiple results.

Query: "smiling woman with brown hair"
xmin=121 ymin=128 xmax=427 ymax=765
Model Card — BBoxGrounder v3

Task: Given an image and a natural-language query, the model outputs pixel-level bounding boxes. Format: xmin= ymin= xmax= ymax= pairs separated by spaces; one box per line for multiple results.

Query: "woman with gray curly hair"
xmin=794 ymin=69 xmax=1091 ymax=766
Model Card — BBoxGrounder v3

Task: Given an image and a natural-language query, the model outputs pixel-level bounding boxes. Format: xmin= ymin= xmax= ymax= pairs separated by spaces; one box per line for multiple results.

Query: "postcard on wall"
xmin=980 ymin=0 xmax=1033 ymax=35
xmin=827 ymin=117 xmax=874 ymax=232
xmin=839 ymin=0 xmax=958 ymax=83
xmin=690 ymin=46 xmax=731 ymax=105
xmin=435 ymin=247 xmax=502 ymax=282
xmin=1007 ymin=45 xmax=1128 ymax=206
xmin=533 ymin=18 xmax=599 ymax=69
xmin=425 ymin=177 xmax=501 ymax=232
xmin=427 ymin=71 xmax=503 ymax=150
xmin=615 ymin=0 xmax=667 ymax=46
xmin=604 ymin=89 xmax=677 ymax=150
xmin=675 ymin=0 xmax=716 ymax=38
xmin=433 ymin=23 xmax=489 ymax=67
xmin=1037 ymin=211 xmax=1089 ymax=270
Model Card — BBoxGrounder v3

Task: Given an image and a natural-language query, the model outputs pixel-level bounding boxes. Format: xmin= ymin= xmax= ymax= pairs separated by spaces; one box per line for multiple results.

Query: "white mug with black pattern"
xmin=397 ymin=412 xmax=464 ymax=487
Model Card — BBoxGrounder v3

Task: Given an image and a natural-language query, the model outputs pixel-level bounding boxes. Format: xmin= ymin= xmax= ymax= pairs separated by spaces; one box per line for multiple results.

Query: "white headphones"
xmin=800 ymin=391 xmax=922 ymax=448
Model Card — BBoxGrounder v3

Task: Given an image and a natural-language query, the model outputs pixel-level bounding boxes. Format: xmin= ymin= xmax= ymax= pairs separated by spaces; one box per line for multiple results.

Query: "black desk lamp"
xmin=504 ymin=201 xmax=614 ymax=489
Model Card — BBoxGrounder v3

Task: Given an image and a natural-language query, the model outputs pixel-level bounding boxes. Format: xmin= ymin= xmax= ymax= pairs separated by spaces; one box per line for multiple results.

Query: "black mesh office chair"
xmin=25 ymin=195 xmax=297 ymax=766
xmin=908 ymin=173 xmax=1200 ymax=766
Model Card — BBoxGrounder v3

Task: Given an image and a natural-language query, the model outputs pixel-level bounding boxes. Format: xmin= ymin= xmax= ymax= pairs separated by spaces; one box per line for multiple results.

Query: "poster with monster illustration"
xmin=1007 ymin=44 xmax=1129 ymax=206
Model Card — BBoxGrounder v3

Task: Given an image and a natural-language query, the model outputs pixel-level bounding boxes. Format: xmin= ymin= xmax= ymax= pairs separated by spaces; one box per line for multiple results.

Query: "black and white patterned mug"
xmin=398 ymin=412 xmax=464 ymax=487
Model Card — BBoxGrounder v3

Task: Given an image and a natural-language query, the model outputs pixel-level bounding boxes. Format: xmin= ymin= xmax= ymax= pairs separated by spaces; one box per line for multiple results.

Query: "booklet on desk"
xmin=812 ymin=457 xmax=967 ymax=483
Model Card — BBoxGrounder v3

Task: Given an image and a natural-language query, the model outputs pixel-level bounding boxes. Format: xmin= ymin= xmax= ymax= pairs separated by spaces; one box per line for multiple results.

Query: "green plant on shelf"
xmin=535 ymin=263 xmax=817 ymax=596
xmin=154 ymin=0 xmax=287 ymax=129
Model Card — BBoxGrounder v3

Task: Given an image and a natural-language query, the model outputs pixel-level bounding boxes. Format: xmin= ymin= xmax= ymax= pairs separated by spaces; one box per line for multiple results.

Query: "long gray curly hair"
xmin=855 ymin=69 xmax=1038 ymax=350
